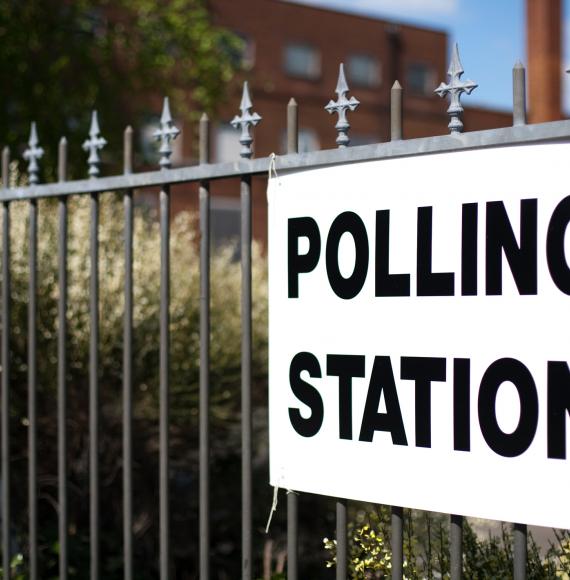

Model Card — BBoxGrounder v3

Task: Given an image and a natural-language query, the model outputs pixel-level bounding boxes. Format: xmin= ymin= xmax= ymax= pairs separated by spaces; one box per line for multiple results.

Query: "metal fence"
xmin=1 ymin=42 xmax=570 ymax=580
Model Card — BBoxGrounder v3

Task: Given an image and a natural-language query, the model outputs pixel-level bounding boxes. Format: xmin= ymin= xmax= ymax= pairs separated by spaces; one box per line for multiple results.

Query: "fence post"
xmin=84 ymin=109 xmax=106 ymax=580
xmin=513 ymin=61 xmax=527 ymax=126
xmin=231 ymin=81 xmax=261 ymax=580
xmin=123 ymin=126 xmax=134 ymax=580
xmin=1 ymin=147 xmax=10 ymax=580
xmin=154 ymin=97 xmax=179 ymax=580
xmin=450 ymin=514 xmax=463 ymax=580
xmin=199 ymin=112 xmax=211 ymax=580
xmin=512 ymin=59 xmax=528 ymax=580
xmin=25 ymin=123 xmax=42 ymax=580
xmin=389 ymin=80 xmax=404 ymax=580
xmin=390 ymin=81 xmax=403 ymax=141
xmin=57 ymin=136 xmax=69 ymax=580
xmin=391 ymin=507 xmax=403 ymax=580
xmin=286 ymin=97 xmax=299 ymax=580
xmin=326 ymin=63 xmax=360 ymax=580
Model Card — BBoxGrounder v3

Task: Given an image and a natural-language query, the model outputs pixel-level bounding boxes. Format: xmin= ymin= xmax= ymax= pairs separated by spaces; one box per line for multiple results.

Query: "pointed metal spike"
xmin=435 ymin=42 xmax=477 ymax=134
xmin=335 ymin=63 xmax=349 ymax=95
xmin=448 ymin=43 xmax=464 ymax=77
xmin=231 ymin=82 xmax=262 ymax=159
xmin=124 ymin=126 xmax=134 ymax=175
xmin=29 ymin=122 xmax=39 ymax=146
xmin=23 ymin=122 xmax=44 ymax=185
xmin=160 ymin=97 xmax=173 ymax=125
xmin=154 ymin=97 xmax=180 ymax=168
xmin=2 ymin=147 xmax=10 ymax=189
xmin=391 ymin=81 xmax=403 ymax=141
xmin=89 ymin=110 xmax=101 ymax=137
xmin=58 ymin=137 xmax=68 ymax=182
xmin=83 ymin=111 xmax=107 ymax=177
xmin=513 ymin=60 xmax=527 ymax=126
xmin=240 ymin=82 xmax=253 ymax=112
xmin=199 ymin=113 xmax=210 ymax=164
xmin=325 ymin=63 xmax=360 ymax=148
xmin=1 ymin=147 xmax=10 ymax=189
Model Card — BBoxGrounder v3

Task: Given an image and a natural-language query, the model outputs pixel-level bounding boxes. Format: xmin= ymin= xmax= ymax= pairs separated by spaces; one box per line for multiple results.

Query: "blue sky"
xmin=286 ymin=0 xmax=568 ymax=113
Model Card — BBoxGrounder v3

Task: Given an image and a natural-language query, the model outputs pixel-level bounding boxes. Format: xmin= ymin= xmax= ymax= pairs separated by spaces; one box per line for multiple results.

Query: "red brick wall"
xmin=527 ymin=0 xmax=562 ymax=123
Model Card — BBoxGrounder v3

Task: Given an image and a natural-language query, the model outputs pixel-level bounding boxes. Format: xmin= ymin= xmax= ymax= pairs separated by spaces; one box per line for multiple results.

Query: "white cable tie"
xmin=268 ymin=152 xmax=280 ymax=184
xmin=265 ymin=484 xmax=280 ymax=534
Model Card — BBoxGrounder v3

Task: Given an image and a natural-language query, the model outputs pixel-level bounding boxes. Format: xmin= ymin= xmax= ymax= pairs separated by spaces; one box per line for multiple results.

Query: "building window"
xmin=347 ymin=54 xmax=381 ymax=88
xmin=406 ymin=63 xmax=436 ymax=96
xmin=233 ymin=32 xmax=256 ymax=70
xmin=283 ymin=43 xmax=321 ymax=80
xmin=281 ymin=128 xmax=320 ymax=153
xmin=220 ymin=31 xmax=255 ymax=71
xmin=215 ymin=123 xmax=242 ymax=163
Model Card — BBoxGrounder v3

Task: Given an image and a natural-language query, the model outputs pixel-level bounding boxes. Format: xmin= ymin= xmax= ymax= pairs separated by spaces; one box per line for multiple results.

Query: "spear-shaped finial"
xmin=82 ymin=111 xmax=107 ymax=178
xmin=231 ymin=82 xmax=262 ymax=159
xmin=435 ymin=43 xmax=477 ymax=134
xmin=154 ymin=97 xmax=180 ymax=169
xmin=325 ymin=64 xmax=360 ymax=148
xmin=23 ymin=122 xmax=44 ymax=185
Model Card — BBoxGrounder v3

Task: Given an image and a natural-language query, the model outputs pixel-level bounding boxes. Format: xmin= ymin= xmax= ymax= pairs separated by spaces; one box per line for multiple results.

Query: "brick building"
xmin=527 ymin=0 xmax=563 ymax=123
xmin=172 ymin=0 xmax=557 ymax=245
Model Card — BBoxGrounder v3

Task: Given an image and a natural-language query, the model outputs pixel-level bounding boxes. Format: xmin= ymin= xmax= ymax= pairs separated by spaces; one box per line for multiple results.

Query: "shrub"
xmin=324 ymin=507 xmax=570 ymax=580
xmin=3 ymin=182 xmax=268 ymax=577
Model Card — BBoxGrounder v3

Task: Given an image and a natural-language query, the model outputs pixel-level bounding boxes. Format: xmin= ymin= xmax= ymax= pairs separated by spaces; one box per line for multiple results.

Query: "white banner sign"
xmin=268 ymin=143 xmax=570 ymax=529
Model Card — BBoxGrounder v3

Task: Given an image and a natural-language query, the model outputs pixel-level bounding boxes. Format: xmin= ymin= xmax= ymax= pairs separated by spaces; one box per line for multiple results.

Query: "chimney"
xmin=527 ymin=0 xmax=562 ymax=123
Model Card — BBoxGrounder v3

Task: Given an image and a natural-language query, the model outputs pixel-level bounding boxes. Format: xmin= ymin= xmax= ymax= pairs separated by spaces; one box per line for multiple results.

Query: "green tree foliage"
xmin=0 ymin=0 xmax=240 ymax=175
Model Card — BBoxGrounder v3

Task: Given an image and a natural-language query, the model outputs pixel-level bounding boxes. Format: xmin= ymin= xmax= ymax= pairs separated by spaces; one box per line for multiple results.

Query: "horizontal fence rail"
xmin=3 ymin=119 xmax=570 ymax=201
xmin=0 ymin=45 xmax=568 ymax=580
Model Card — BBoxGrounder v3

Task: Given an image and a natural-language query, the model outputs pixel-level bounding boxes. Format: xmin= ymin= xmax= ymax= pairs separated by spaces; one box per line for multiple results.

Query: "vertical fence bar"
xmin=327 ymin=64 xmax=360 ymax=580
xmin=28 ymin=195 xmax=38 ymax=580
xmin=123 ymin=127 xmax=134 ymax=580
xmin=336 ymin=499 xmax=347 ymax=580
xmin=450 ymin=514 xmax=463 ymax=580
xmin=390 ymin=81 xmax=403 ymax=141
xmin=512 ymin=60 xmax=527 ymax=580
xmin=199 ymin=114 xmax=211 ymax=580
xmin=154 ymin=96 xmax=177 ymax=580
xmin=513 ymin=61 xmax=527 ymax=127
xmin=241 ymin=173 xmax=252 ymax=580
xmin=390 ymin=507 xmax=403 ymax=580
xmin=389 ymin=84 xmax=404 ymax=580
xmin=231 ymin=82 xmax=259 ymax=580
xmin=443 ymin=49 xmax=464 ymax=576
xmin=514 ymin=523 xmax=527 ymax=580
xmin=1 ymin=148 xmax=10 ymax=579
xmin=159 ymin=185 xmax=170 ymax=580
xmin=90 ymin=191 xmax=99 ymax=580
xmin=286 ymin=98 xmax=299 ymax=580
xmin=58 ymin=137 xmax=69 ymax=580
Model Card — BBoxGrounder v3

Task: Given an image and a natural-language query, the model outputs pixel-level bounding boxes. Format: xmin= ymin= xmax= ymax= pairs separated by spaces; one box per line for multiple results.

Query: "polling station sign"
xmin=267 ymin=143 xmax=570 ymax=529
